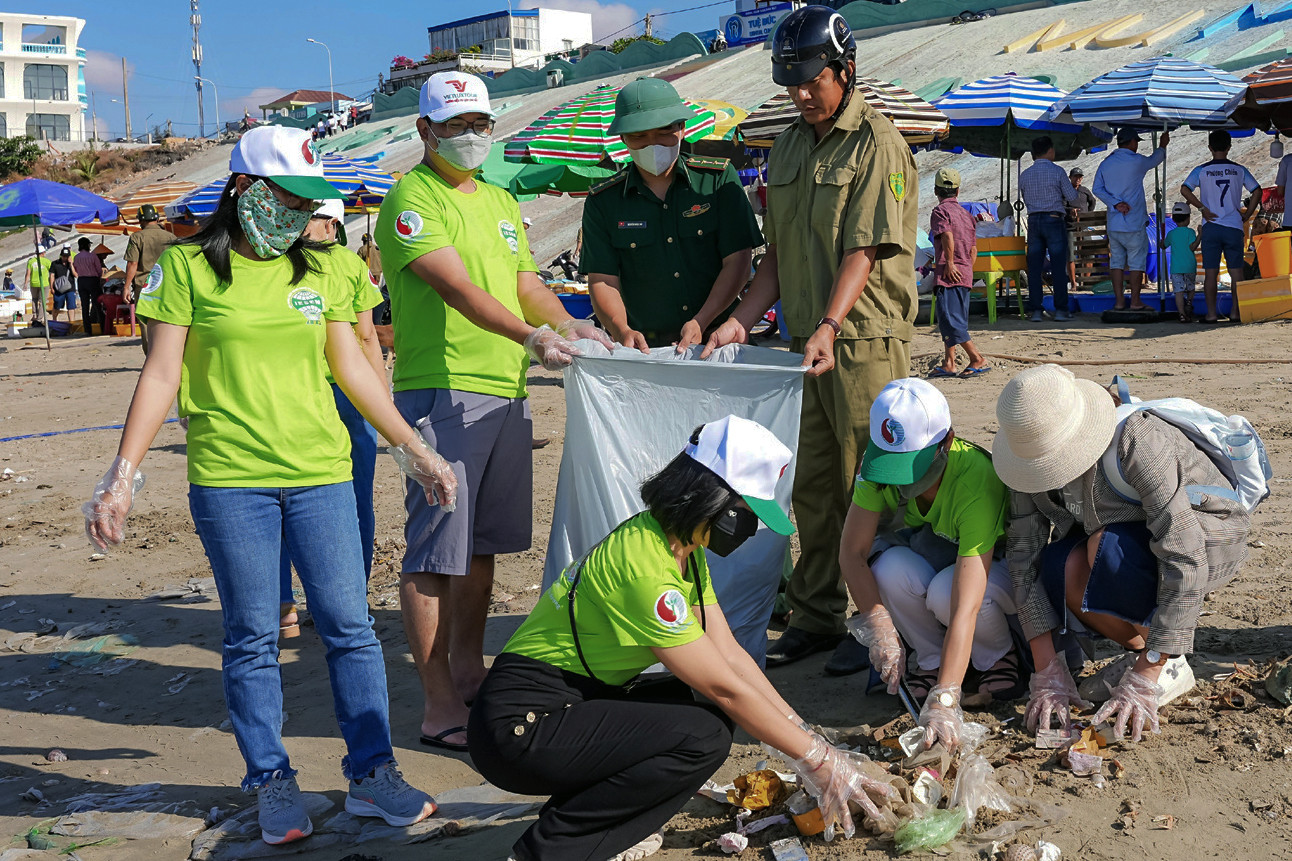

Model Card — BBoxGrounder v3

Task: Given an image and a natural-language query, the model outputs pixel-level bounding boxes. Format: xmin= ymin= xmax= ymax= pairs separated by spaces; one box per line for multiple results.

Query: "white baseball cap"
xmin=229 ymin=126 xmax=342 ymax=200
xmin=420 ymin=72 xmax=494 ymax=123
xmin=684 ymin=415 xmax=795 ymax=536
xmin=313 ymin=198 xmax=347 ymax=245
xmin=860 ymin=378 xmax=952 ymax=484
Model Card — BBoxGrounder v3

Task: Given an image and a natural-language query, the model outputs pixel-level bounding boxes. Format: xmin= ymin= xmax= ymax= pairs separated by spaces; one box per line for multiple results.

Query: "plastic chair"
xmin=928 ymin=271 xmax=1026 ymax=326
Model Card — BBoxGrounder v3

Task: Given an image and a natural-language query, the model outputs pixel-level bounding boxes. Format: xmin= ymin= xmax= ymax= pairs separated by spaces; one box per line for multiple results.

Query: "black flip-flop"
xmin=419 ymin=726 xmax=468 ymax=752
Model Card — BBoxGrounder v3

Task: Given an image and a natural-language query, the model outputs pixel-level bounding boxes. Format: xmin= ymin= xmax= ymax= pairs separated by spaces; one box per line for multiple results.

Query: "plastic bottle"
xmin=1225 ymin=416 xmax=1256 ymax=462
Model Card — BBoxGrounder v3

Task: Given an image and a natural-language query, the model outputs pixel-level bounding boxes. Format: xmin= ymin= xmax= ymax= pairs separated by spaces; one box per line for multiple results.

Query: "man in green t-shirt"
xmin=376 ymin=71 xmax=611 ymax=752
xmin=24 ymin=254 xmax=53 ymax=325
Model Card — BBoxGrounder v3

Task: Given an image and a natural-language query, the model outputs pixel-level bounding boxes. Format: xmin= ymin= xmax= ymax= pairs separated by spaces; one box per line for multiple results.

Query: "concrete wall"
xmin=0 ymin=13 xmax=86 ymax=142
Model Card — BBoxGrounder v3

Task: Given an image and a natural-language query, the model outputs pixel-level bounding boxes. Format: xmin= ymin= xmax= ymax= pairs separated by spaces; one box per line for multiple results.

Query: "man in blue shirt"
xmin=1093 ymin=128 xmax=1169 ymax=311
xmin=1018 ymin=136 xmax=1078 ymax=322
xmin=1181 ymin=130 xmax=1261 ymax=323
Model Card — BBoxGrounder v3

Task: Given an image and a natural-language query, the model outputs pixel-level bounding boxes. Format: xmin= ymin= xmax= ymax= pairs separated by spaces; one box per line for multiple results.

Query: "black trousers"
xmin=77 ymin=276 xmax=103 ymax=334
xmin=469 ymin=654 xmax=733 ymax=861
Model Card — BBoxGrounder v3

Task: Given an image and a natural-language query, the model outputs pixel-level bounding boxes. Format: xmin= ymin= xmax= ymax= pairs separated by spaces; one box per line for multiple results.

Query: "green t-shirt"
xmin=852 ymin=438 xmax=1007 ymax=557
xmin=504 ymin=512 xmax=715 ymax=686
xmin=137 ymin=244 xmax=357 ymax=487
xmin=375 ymin=163 xmax=539 ymax=398
xmin=323 ymin=245 xmax=384 ymax=385
xmin=26 ymin=256 xmax=52 ymax=293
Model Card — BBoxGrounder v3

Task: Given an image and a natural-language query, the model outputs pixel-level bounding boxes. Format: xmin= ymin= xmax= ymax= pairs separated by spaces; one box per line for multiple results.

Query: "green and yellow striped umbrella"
xmin=504 ymin=84 xmax=715 ymax=166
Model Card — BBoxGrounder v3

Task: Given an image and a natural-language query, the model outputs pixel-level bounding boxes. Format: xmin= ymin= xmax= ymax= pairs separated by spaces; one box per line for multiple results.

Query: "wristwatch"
xmin=936 ymin=690 xmax=957 ymax=708
xmin=816 ymin=316 xmax=841 ymax=336
xmin=1144 ymin=649 xmax=1176 ymax=663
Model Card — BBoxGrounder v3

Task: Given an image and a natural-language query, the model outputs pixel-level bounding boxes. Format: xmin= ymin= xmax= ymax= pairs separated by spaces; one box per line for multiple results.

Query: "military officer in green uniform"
xmin=581 ymin=77 xmax=764 ymax=352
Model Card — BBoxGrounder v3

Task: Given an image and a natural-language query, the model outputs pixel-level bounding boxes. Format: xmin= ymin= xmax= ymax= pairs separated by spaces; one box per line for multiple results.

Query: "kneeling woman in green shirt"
xmin=470 ymin=416 xmax=892 ymax=861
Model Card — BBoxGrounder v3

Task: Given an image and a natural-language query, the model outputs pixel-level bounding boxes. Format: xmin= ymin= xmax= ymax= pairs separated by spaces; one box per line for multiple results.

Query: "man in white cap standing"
xmin=993 ymin=364 xmax=1251 ymax=744
xmin=376 ymin=71 xmax=611 ymax=752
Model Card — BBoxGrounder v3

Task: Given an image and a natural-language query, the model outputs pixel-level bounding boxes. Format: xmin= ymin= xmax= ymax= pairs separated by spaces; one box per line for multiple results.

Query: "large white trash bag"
xmin=545 ymin=340 xmax=805 ymax=664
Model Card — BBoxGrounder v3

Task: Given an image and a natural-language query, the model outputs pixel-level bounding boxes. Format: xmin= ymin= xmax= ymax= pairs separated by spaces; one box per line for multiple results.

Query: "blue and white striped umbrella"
xmin=163 ymin=155 xmax=395 ymax=220
xmin=1046 ymin=57 xmax=1246 ymax=129
xmin=164 ymin=177 xmax=226 ymax=220
xmin=935 ymin=73 xmax=1080 ymax=131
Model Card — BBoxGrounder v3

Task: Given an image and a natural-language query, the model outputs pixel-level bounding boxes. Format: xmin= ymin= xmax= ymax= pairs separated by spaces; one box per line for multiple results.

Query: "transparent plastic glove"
xmin=554 ymin=317 xmax=615 ymax=351
xmin=787 ymin=738 xmax=891 ymax=841
xmin=524 ymin=324 xmax=581 ymax=370
xmin=1092 ymin=668 xmax=1163 ymax=742
xmin=847 ymin=607 xmax=906 ymax=695
xmin=917 ymin=683 xmax=964 ymax=751
xmin=83 ymin=456 xmax=145 ymax=551
xmin=391 ymin=430 xmax=458 ymax=511
xmin=1025 ymin=656 xmax=1093 ymax=733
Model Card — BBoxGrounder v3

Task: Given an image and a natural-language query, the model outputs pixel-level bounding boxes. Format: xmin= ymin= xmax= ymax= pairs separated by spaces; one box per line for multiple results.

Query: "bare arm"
xmin=937 ymin=551 xmax=993 ymax=689
xmin=839 ymin=505 xmax=882 ymax=612
xmin=516 ymin=270 xmax=576 ymax=328
xmin=701 ymin=600 xmax=801 ymax=720
xmin=1179 ymin=185 xmax=1211 ymax=220
xmin=353 ymin=309 xmax=387 ymax=397
xmin=123 ymin=261 xmax=139 ymax=293
xmin=116 ymin=321 xmax=188 ymax=466
xmin=588 ymin=272 xmax=648 ymax=351
xmin=406 ymin=248 xmax=546 ymax=345
xmin=936 ymin=231 xmax=964 ymax=285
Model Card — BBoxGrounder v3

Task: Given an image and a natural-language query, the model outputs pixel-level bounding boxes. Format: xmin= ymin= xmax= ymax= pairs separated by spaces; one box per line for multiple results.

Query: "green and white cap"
xmin=684 ymin=415 xmax=795 ymax=536
xmin=860 ymin=378 xmax=951 ymax=485
xmin=229 ymin=126 xmax=342 ymax=201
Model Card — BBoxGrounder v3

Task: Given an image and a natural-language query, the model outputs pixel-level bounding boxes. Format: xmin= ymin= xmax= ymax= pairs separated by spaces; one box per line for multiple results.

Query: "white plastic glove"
xmin=554 ymin=317 xmax=615 ymax=351
xmin=917 ymin=683 xmax=964 ymax=751
xmin=1092 ymin=668 xmax=1163 ymax=742
xmin=83 ymin=456 xmax=145 ymax=550
xmin=390 ymin=430 xmax=458 ymax=511
xmin=524 ymin=324 xmax=581 ymax=370
xmin=1025 ymin=657 xmax=1093 ymax=733
xmin=847 ymin=607 xmax=906 ymax=695
xmin=787 ymin=738 xmax=892 ymax=841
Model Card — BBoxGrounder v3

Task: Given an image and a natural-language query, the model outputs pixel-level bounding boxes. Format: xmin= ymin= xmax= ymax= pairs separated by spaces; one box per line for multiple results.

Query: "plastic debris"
xmin=1037 ymin=841 xmax=1061 ymax=861
xmin=164 ymin=673 xmax=192 ymax=695
xmin=898 ymin=726 xmax=926 ymax=756
xmin=768 ymin=837 xmax=810 ymax=861
xmin=718 ymin=832 xmax=748 ymax=854
xmin=893 ymin=807 xmax=966 ymax=854
xmin=50 ymin=810 xmax=207 ymax=841
xmin=50 ymin=634 xmax=138 ymax=668
xmin=785 ymin=789 xmax=824 ymax=836
xmin=45 ymin=749 xmax=67 ymax=763
xmin=1067 ymin=751 xmax=1102 ymax=777
xmin=911 ymin=770 xmax=943 ymax=806
xmin=1035 ymin=728 xmax=1072 ymax=750
xmin=951 ymin=752 xmax=1012 ymax=827
xmin=727 ymin=769 xmax=788 ymax=811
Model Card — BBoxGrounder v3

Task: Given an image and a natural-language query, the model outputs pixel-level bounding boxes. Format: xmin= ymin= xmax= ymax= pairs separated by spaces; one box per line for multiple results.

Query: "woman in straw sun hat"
xmin=994 ymin=364 xmax=1250 ymax=744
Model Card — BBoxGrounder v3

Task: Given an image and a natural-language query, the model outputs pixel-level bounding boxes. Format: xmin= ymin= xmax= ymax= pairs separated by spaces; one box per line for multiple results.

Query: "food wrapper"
xmin=718 ymin=832 xmax=749 ymax=854
xmin=727 ymin=769 xmax=789 ymax=811
xmin=912 ymin=770 xmax=943 ymax=805
xmin=1067 ymin=750 xmax=1103 ymax=777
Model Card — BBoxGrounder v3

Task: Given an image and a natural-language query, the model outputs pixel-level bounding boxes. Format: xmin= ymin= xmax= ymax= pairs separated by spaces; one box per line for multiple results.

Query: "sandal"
xmin=904 ymin=667 xmax=940 ymax=701
xmin=973 ymin=648 xmax=1027 ymax=701
xmin=280 ymin=603 xmax=300 ymax=639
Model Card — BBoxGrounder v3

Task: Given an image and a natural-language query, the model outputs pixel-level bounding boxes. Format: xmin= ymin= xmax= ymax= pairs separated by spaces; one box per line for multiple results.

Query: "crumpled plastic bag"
xmin=727 ymin=770 xmax=789 ymax=811
xmin=949 ymin=724 xmax=1011 ymax=828
xmin=894 ymin=807 xmax=966 ymax=854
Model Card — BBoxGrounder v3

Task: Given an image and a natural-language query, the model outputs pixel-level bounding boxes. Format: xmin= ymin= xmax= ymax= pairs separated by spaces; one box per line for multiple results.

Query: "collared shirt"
xmin=73 ymin=250 xmax=104 ymax=279
xmin=1183 ymin=158 xmax=1261 ymax=232
xmin=580 ymin=153 xmax=763 ymax=342
xmin=1018 ymin=158 xmax=1078 ymax=216
xmin=762 ymin=96 xmax=918 ymax=341
xmin=1005 ymin=412 xmax=1249 ymax=655
xmin=1092 ymin=146 xmax=1167 ymax=232
xmin=929 ymin=196 xmax=976 ymax=289
xmin=1073 ymin=184 xmax=1097 ymax=213
xmin=124 ymin=222 xmax=175 ymax=289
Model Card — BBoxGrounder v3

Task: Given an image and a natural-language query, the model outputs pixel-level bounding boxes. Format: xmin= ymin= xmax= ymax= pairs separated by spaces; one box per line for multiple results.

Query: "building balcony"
xmin=21 ymin=42 xmax=68 ymax=56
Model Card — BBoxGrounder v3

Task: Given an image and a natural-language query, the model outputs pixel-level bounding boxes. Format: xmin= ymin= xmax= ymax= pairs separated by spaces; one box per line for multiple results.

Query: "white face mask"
xmin=432 ymin=130 xmax=491 ymax=172
xmin=629 ymin=142 xmax=680 ymax=176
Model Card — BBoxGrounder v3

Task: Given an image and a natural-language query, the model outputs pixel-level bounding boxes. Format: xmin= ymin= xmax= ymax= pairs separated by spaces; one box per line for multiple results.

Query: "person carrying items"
xmin=993 ymin=364 xmax=1256 ymax=743
xmin=1093 ymin=128 xmax=1169 ymax=312
xmin=83 ymin=125 xmax=453 ymax=846
xmin=377 ymin=71 xmax=612 ymax=753
xmin=702 ymin=5 xmax=918 ymax=677
xmin=470 ymin=416 xmax=893 ymax=861
xmin=927 ymin=168 xmax=989 ymax=378
xmin=581 ymin=78 xmax=763 ymax=352
xmin=49 ymin=246 xmax=77 ymax=324
xmin=1018 ymin=136 xmax=1078 ymax=322
xmin=843 ymin=380 xmax=1024 ymax=751
xmin=123 ymin=203 xmax=174 ymax=353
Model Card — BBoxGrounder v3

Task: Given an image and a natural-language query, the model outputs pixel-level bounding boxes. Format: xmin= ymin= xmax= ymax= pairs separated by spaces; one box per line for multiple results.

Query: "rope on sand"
xmin=0 ymin=418 xmax=179 ymax=443
xmin=913 ymin=352 xmax=1292 ymax=367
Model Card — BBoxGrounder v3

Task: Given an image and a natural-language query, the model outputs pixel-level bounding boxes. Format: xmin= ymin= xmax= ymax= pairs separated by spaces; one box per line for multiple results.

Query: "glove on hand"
xmin=1092 ymin=668 xmax=1163 ymax=742
xmin=1024 ymin=657 xmax=1093 ymax=734
xmin=391 ymin=430 xmax=458 ymax=511
xmin=847 ymin=607 xmax=906 ymax=695
xmin=83 ymin=456 xmax=145 ymax=550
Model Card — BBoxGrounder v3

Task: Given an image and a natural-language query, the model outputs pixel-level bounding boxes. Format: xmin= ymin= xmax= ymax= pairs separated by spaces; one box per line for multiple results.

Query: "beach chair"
xmin=928 ymin=236 xmax=1027 ymax=324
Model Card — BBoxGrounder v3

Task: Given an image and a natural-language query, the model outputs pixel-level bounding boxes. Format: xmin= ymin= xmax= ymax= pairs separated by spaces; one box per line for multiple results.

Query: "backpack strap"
xmin=1099 ymin=403 xmax=1142 ymax=505
xmin=1111 ymin=374 xmax=1131 ymax=407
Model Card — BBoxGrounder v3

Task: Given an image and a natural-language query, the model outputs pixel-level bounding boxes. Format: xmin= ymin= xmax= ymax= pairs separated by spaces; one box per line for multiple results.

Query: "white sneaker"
xmin=1079 ymin=653 xmax=1195 ymax=706
xmin=1155 ymin=655 xmax=1196 ymax=706
xmin=609 ymin=831 xmax=663 ymax=861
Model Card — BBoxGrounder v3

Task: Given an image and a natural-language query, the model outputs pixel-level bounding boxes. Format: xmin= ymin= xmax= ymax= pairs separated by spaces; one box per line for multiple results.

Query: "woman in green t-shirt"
xmin=469 ymin=417 xmax=892 ymax=861
xmin=82 ymin=127 xmax=457 ymax=848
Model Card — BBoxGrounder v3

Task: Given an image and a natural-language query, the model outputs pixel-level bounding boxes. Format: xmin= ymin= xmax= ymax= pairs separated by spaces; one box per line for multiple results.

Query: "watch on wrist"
xmin=816 ymin=316 xmax=841 ymax=336
xmin=1144 ymin=649 xmax=1175 ymax=664
xmin=936 ymin=690 xmax=957 ymax=708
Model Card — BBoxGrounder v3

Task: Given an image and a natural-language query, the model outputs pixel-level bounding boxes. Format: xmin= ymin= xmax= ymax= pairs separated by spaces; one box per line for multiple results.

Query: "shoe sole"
xmin=345 ymin=795 xmax=437 ymax=827
xmin=260 ymin=821 xmax=313 ymax=845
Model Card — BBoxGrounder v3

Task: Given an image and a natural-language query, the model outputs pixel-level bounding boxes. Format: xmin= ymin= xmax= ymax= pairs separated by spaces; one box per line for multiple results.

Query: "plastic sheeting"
xmin=544 ymin=340 xmax=805 ymax=664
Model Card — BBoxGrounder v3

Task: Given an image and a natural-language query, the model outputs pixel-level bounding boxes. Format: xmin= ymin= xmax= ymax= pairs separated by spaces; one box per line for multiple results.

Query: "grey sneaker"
xmin=346 ymin=762 xmax=436 ymax=827
xmin=1029 ymin=310 xmax=1044 ymax=322
xmin=1055 ymin=309 xmax=1073 ymax=321
xmin=258 ymin=772 xmax=313 ymax=845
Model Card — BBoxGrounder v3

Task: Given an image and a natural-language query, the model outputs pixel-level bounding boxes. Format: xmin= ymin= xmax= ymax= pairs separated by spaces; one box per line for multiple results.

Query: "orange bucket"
xmin=1254 ymin=232 xmax=1292 ymax=277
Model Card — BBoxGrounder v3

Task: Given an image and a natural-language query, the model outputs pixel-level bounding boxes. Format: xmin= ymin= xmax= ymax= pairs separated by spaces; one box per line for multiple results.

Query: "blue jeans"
xmin=280 ymin=385 xmax=379 ymax=603
xmin=1026 ymin=213 xmax=1070 ymax=313
xmin=190 ymin=482 xmax=394 ymax=790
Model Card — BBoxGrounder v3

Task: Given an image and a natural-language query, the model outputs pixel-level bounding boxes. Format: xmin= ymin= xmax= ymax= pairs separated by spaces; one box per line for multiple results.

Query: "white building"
xmin=427 ymin=7 xmax=594 ymax=73
xmin=0 ymin=13 xmax=88 ymax=143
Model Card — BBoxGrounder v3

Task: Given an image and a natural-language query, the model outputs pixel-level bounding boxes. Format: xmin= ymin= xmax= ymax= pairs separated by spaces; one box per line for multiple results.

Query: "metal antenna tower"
xmin=191 ymin=0 xmax=205 ymax=138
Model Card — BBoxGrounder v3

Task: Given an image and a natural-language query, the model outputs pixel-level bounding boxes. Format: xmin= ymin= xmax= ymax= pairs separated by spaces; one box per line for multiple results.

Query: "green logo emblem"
xmin=498 ymin=219 xmax=519 ymax=254
xmin=888 ymin=172 xmax=906 ymax=202
xmin=288 ymin=288 xmax=325 ymax=324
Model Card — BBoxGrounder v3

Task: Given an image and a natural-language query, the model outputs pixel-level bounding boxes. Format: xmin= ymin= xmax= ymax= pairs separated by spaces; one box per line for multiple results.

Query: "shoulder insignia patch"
xmin=888 ymin=172 xmax=907 ymax=202
xmin=588 ymin=169 xmax=630 ymax=196
xmin=686 ymin=155 xmax=729 ymax=170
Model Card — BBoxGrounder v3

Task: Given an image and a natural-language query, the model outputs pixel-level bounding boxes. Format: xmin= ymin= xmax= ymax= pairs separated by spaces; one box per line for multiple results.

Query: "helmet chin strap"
xmin=829 ymin=63 xmax=855 ymax=123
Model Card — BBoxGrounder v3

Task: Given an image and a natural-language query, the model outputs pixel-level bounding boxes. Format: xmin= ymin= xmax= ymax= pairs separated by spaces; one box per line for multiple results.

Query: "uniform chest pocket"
xmin=812 ymin=163 xmax=856 ymax=229
xmin=610 ymin=229 xmax=659 ymax=252
xmin=678 ymin=206 xmax=719 ymax=244
xmin=765 ymin=159 xmax=801 ymax=227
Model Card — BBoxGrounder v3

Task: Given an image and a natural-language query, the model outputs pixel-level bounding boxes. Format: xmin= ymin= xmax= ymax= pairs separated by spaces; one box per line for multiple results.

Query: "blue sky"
xmin=50 ymin=0 xmax=719 ymax=140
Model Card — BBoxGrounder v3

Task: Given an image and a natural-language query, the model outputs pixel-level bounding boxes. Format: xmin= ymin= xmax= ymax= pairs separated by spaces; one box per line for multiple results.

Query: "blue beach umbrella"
xmin=165 ymin=176 xmax=226 ymax=221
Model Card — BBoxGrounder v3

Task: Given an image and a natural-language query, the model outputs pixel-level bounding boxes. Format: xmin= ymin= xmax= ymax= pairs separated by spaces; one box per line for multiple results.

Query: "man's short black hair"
xmin=1208 ymin=129 xmax=1232 ymax=152
xmin=1031 ymin=136 xmax=1053 ymax=158
xmin=77 ymin=237 xmax=91 ymax=251
xmin=640 ymin=427 xmax=738 ymax=544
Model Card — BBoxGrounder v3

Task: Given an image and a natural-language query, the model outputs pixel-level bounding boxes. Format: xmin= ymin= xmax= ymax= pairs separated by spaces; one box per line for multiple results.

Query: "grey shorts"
xmin=394 ymin=388 xmax=533 ymax=575
xmin=1170 ymin=273 xmax=1196 ymax=293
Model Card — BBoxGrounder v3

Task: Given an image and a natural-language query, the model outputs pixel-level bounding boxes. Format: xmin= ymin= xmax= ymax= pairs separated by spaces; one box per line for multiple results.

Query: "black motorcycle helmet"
xmin=770 ymin=5 xmax=857 ymax=88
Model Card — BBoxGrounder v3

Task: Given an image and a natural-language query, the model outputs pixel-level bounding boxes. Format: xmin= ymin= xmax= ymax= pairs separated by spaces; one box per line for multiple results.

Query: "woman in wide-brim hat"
xmin=993 ymin=364 xmax=1250 ymax=744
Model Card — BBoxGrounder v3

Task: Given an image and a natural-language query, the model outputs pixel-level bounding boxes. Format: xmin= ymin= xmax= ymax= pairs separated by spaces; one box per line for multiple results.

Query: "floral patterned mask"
xmin=236 ymin=180 xmax=311 ymax=258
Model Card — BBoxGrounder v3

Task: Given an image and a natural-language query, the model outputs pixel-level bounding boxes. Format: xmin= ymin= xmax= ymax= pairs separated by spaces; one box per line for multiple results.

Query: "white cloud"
xmin=83 ymin=49 xmax=133 ymax=98
xmin=222 ymin=86 xmax=286 ymax=120
xmin=522 ymin=0 xmax=644 ymax=43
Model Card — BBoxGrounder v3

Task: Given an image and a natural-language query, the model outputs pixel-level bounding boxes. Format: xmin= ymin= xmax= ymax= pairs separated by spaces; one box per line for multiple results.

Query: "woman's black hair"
xmin=177 ymin=174 xmax=329 ymax=286
xmin=640 ymin=425 xmax=738 ymax=544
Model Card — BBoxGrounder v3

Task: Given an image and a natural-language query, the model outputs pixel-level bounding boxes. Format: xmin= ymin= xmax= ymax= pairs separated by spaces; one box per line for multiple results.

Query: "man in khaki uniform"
xmin=705 ymin=4 xmax=917 ymax=672
xmin=122 ymin=204 xmax=173 ymax=354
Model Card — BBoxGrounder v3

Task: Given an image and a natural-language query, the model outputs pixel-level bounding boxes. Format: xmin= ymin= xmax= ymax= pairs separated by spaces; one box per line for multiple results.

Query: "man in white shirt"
xmin=1181 ymin=130 xmax=1261 ymax=323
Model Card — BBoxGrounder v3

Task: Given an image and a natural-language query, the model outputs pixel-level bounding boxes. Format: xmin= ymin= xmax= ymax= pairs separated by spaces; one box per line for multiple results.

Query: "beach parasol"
xmin=738 ymin=79 xmax=950 ymax=149
xmin=508 ymin=163 xmax=617 ymax=199
xmin=0 ymin=178 xmax=118 ymax=350
xmin=76 ymin=179 xmax=197 ymax=235
xmin=692 ymin=100 xmax=749 ymax=140
xmin=1229 ymin=58 xmax=1292 ymax=136
xmin=504 ymin=84 xmax=715 ymax=166
xmin=165 ymin=177 xmax=226 ymax=221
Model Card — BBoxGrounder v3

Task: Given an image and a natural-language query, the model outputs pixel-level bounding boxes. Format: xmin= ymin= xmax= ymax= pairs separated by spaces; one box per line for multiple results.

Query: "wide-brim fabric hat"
xmin=609 ymin=78 xmax=694 ymax=136
xmin=684 ymin=415 xmax=796 ymax=536
xmin=230 ymin=126 xmax=342 ymax=201
xmin=992 ymin=364 xmax=1116 ymax=493
xmin=421 ymin=72 xmax=494 ymax=123
xmin=861 ymin=378 xmax=952 ymax=485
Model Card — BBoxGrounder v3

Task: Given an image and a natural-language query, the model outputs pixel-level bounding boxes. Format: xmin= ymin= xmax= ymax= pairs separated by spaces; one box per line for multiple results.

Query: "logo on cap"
xmin=880 ymin=418 xmax=905 ymax=446
xmin=301 ymin=140 xmax=317 ymax=166
xmin=654 ymin=589 xmax=689 ymax=628
xmin=448 ymin=79 xmax=469 ymax=93
xmin=395 ymin=211 xmax=423 ymax=239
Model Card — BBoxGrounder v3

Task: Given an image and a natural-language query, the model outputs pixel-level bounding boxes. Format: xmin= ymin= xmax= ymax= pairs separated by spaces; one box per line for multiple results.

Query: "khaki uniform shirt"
xmin=124 ymin=222 xmax=174 ymax=291
xmin=358 ymin=242 xmax=383 ymax=282
xmin=762 ymin=96 xmax=918 ymax=341
xmin=580 ymin=154 xmax=763 ymax=343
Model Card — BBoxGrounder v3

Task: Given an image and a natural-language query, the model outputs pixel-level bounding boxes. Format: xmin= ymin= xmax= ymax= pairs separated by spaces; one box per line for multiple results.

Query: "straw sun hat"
xmin=992 ymin=364 xmax=1116 ymax=493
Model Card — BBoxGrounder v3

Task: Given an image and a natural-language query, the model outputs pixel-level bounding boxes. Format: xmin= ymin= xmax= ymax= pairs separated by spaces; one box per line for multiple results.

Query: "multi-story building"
xmin=0 ymin=13 xmax=88 ymax=143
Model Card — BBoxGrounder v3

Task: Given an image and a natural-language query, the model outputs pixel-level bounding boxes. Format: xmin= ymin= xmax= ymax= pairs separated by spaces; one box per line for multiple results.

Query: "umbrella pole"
xmin=1153 ymin=124 xmax=1167 ymax=305
xmin=31 ymin=224 xmax=50 ymax=352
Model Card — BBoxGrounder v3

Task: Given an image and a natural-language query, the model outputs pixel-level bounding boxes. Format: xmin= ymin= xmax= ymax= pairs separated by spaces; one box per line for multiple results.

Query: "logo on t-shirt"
xmin=395 ymin=211 xmax=423 ymax=240
xmin=288 ymin=288 xmax=325 ymax=324
xmin=880 ymin=418 xmax=905 ymax=447
xmin=368 ymin=270 xmax=381 ymax=288
xmin=498 ymin=219 xmax=519 ymax=254
xmin=654 ymin=589 xmax=690 ymax=629
xmin=141 ymin=264 xmax=164 ymax=297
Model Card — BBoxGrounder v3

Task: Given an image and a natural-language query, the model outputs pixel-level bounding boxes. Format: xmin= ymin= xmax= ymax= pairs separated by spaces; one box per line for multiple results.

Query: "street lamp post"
xmin=110 ymin=98 xmax=131 ymax=142
xmin=504 ymin=0 xmax=515 ymax=68
xmin=143 ymin=112 xmax=155 ymax=144
xmin=305 ymin=38 xmax=335 ymax=116
xmin=195 ymin=76 xmax=219 ymax=138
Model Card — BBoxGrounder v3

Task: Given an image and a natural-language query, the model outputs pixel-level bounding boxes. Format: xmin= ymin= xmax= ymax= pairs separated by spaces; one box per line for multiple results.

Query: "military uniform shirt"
xmin=762 ymin=96 xmax=918 ymax=341
xmin=579 ymin=153 xmax=764 ymax=342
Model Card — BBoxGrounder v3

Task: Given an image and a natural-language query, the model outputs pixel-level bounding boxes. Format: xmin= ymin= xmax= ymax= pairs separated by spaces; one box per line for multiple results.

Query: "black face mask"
xmin=707 ymin=504 xmax=759 ymax=557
